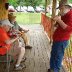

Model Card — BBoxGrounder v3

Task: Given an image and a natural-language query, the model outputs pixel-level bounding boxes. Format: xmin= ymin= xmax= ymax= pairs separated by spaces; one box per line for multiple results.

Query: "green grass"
xmin=46 ymin=13 xmax=51 ymax=17
xmin=14 ymin=12 xmax=41 ymax=24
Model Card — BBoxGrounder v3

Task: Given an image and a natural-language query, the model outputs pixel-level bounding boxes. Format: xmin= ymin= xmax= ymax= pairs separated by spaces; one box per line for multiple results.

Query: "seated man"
xmin=0 ymin=19 xmax=26 ymax=70
xmin=8 ymin=13 xmax=32 ymax=49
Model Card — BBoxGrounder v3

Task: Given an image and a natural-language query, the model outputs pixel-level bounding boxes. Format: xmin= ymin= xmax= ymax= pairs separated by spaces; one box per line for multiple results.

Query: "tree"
xmin=23 ymin=0 xmax=43 ymax=7
xmin=9 ymin=0 xmax=43 ymax=8
xmin=8 ymin=0 xmax=18 ymax=8
xmin=69 ymin=0 xmax=72 ymax=3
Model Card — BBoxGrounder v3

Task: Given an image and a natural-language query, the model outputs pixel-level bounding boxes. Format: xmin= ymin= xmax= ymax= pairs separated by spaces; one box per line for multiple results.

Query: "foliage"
xmin=24 ymin=0 xmax=42 ymax=7
xmin=47 ymin=0 xmax=51 ymax=5
xmin=8 ymin=0 xmax=43 ymax=8
xmin=8 ymin=0 xmax=18 ymax=8
xmin=69 ymin=0 xmax=72 ymax=3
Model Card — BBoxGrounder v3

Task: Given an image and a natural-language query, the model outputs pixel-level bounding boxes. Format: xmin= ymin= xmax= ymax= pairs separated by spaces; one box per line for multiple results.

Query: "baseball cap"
xmin=57 ymin=1 xmax=72 ymax=9
xmin=8 ymin=13 xmax=16 ymax=20
xmin=0 ymin=19 xmax=14 ymax=27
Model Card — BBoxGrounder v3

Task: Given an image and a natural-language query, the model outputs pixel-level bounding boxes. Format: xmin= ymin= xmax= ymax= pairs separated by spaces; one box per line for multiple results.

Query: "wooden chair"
xmin=0 ymin=46 xmax=11 ymax=72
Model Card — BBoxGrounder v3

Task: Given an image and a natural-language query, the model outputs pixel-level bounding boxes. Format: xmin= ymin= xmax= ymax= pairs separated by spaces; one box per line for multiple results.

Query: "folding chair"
xmin=0 ymin=46 xmax=11 ymax=72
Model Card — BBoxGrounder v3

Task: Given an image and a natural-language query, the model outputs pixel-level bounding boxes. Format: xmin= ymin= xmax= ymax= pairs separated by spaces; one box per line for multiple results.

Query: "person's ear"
xmin=5 ymin=3 xmax=9 ymax=10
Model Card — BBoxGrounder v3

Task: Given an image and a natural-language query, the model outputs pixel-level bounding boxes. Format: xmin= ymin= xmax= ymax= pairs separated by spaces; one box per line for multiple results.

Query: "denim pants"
xmin=50 ymin=40 xmax=69 ymax=72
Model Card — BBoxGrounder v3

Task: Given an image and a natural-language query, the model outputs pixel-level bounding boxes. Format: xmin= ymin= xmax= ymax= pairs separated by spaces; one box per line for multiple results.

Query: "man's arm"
xmin=57 ymin=19 xmax=67 ymax=29
xmin=5 ymin=37 xmax=19 ymax=44
xmin=52 ymin=16 xmax=72 ymax=31
xmin=52 ymin=16 xmax=67 ymax=29
xmin=14 ymin=21 xmax=29 ymax=33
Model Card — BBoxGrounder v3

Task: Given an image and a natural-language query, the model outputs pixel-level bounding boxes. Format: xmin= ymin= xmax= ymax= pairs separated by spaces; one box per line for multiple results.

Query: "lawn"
xmin=14 ymin=12 xmax=41 ymax=24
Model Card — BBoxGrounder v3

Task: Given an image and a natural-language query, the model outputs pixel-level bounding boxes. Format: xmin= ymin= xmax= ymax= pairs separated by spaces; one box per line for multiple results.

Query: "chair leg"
xmin=6 ymin=53 xmax=11 ymax=72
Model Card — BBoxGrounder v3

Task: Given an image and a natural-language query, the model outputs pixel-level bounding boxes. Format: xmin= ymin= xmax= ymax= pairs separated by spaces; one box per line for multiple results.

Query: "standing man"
xmin=48 ymin=2 xmax=72 ymax=72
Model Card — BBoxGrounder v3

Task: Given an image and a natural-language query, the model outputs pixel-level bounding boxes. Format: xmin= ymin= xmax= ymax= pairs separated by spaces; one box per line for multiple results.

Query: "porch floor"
xmin=0 ymin=24 xmax=65 ymax=72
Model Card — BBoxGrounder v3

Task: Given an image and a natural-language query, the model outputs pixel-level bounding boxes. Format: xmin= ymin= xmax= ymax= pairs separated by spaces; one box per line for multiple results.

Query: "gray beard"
xmin=11 ymin=22 xmax=14 ymax=24
xmin=60 ymin=10 xmax=70 ymax=16
xmin=60 ymin=13 xmax=65 ymax=16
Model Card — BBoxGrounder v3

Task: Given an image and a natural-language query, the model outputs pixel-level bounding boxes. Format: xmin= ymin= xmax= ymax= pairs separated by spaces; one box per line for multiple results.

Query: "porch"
xmin=0 ymin=24 xmax=65 ymax=72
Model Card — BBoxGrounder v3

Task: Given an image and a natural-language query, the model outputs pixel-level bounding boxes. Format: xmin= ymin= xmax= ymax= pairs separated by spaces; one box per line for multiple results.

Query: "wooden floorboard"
xmin=0 ymin=24 xmax=65 ymax=72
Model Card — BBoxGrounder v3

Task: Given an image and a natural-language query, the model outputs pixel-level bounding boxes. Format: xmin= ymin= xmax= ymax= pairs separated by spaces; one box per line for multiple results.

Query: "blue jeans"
xmin=50 ymin=40 xmax=69 ymax=72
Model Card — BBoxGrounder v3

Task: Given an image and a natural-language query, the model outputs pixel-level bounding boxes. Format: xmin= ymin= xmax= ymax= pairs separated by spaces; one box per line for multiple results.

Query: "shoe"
xmin=14 ymin=64 xmax=26 ymax=70
xmin=47 ymin=69 xmax=53 ymax=72
xmin=25 ymin=45 xmax=32 ymax=49
xmin=48 ymin=69 xmax=51 ymax=72
xmin=24 ymin=30 xmax=29 ymax=33
xmin=16 ymin=57 xmax=26 ymax=63
xmin=21 ymin=57 xmax=27 ymax=63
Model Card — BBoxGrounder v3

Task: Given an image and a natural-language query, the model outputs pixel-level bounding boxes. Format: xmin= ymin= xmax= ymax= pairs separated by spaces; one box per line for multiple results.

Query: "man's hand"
xmin=16 ymin=36 xmax=20 ymax=39
xmin=52 ymin=16 xmax=67 ymax=29
xmin=52 ymin=16 xmax=61 ymax=22
xmin=23 ymin=29 xmax=29 ymax=33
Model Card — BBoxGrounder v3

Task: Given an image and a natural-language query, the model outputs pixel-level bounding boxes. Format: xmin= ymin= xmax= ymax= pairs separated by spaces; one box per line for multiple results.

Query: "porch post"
xmin=45 ymin=0 xmax=47 ymax=15
xmin=50 ymin=0 xmax=57 ymax=43
xmin=0 ymin=0 xmax=8 ymax=20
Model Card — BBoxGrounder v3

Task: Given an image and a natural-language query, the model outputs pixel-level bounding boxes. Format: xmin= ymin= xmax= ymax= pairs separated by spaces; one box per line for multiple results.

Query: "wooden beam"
xmin=45 ymin=0 xmax=47 ymax=15
xmin=0 ymin=0 xmax=8 ymax=20
xmin=52 ymin=0 xmax=57 ymax=18
xmin=50 ymin=0 xmax=57 ymax=43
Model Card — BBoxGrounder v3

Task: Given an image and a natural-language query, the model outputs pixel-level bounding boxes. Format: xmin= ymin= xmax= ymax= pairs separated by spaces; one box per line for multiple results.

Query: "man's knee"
xmin=20 ymin=47 xmax=25 ymax=53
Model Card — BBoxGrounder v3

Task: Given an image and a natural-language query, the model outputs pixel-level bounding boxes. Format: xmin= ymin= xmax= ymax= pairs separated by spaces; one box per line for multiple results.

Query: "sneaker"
xmin=48 ymin=69 xmax=51 ymax=72
xmin=15 ymin=64 xmax=26 ymax=70
xmin=24 ymin=30 xmax=29 ymax=33
xmin=25 ymin=45 xmax=32 ymax=49
xmin=47 ymin=69 xmax=54 ymax=72
xmin=21 ymin=57 xmax=27 ymax=63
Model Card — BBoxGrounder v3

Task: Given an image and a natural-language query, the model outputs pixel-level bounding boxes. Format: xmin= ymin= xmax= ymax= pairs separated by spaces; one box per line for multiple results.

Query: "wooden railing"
xmin=41 ymin=13 xmax=51 ymax=38
xmin=41 ymin=13 xmax=72 ymax=72
xmin=63 ymin=39 xmax=72 ymax=72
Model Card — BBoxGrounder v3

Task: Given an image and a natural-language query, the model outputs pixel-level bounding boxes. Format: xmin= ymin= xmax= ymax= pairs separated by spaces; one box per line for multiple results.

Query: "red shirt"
xmin=0 ymin=27 xmax=11 ymax=55
xmin=53 ymin=9 xmax=72 ymax=41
